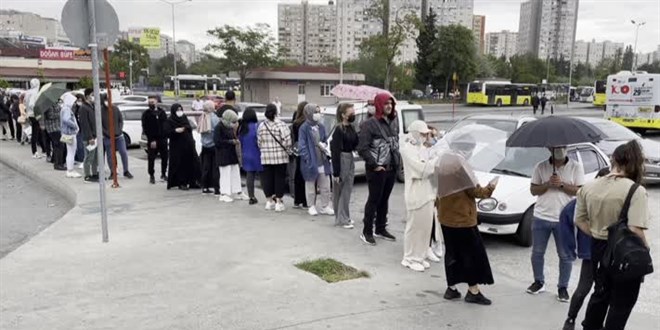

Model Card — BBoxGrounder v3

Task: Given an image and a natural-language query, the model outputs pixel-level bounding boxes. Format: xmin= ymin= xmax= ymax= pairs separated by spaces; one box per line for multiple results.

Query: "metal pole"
xmin=87 ymin=0 xmax=109 ymax=243
xmin=103 ymin=49 xmax=120 ymax=189
xmin=339 ymin=0 xmax=344 ymax=84
xmin=129 ymin=49 xmax=133 ymax=91
xmin=631 ymin=22 xmax=643 ymax=71
xmin=171 ymin=3 xmax=178 ymax=101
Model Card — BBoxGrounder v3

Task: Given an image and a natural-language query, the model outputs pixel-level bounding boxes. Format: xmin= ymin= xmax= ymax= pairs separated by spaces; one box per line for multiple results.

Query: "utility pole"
xmin=631 ymin=20 xmax=646 ymax=71
xmin=338 ymin=0 xmax=344 ymax=84
xmin=160 ymin=0 xmax=191 ymax=101
xmin=129 ymin=49 xmax=133 ymax=91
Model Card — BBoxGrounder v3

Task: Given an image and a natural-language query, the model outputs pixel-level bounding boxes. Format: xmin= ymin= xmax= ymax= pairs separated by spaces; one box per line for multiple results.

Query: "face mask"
xmin=149 ymin=104 xmax=156 ymax=110
xmin=176 ymin=111 xmax=183 ymax=117
xmin=312 ymin=113 xmax=322 ymax=122
xmin=428 ymin=137 xmax=438 ymax=146
xmin=347 ymin=114 xmax=356 ymax=123
xmin=88 ymin=96 xmax=94 ymax=103
xmin=553 ymin=148 xmax=567 ymax=160
xmin=76 ymin=102 xmax=82 ymax=106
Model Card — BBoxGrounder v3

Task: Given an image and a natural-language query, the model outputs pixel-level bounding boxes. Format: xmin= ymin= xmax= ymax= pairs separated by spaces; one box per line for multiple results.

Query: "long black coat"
xmin=164 ymin=117 xmax=201 ymax=188
xmin=213 ymin=122 xmax=239 ymax=167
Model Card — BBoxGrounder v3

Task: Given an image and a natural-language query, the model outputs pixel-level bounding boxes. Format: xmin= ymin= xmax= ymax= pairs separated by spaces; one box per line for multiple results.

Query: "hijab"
xmin=303 ymin=103 xmax=318 ymax=126
xmin=198 ymin=100 xmax=216 ymax=134
xmin=169 ymin=103 xmax=190 ymax=128
xmin=221 ymin=109 xmax=239 ymax=128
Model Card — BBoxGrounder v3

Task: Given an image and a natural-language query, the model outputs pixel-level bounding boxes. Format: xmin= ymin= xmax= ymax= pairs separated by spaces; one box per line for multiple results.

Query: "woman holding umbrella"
xmin=164 ymin=104 xmax=201 ymax=190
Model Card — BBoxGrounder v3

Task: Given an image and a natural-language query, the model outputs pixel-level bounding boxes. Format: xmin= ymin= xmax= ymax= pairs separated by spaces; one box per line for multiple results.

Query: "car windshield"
xmin=587 ymin=120 xmax=639 ymax=141
xmin=490 ymin=147 xmax=550 ymax=178
xmin=450 ymin=118 xmax=518 ymax=136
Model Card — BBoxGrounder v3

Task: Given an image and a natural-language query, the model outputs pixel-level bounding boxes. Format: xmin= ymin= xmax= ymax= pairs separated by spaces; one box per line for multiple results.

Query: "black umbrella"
xmin=506 ymin=116 xmax=602 ymax=148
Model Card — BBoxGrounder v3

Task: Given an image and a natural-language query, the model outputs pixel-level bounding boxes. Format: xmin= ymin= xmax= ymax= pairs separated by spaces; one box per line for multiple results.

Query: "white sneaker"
xmin=427 ymin=247 xmax=441 ymax=263
xmin=342 ymin=224 xmax=354 ymax=229
xmin=219 ymin=195 xmax=234 ymax=203
xmin=421 ymin=260 xmax=431 ymax=269
xmin=401 ymin=259 xmax=425 ymax=272
xmin=234 ymin=192 xmax=250 ymax=201
xmin=32 ymin=152 xmax=43 ymax=159
xmin=275 ymin=202 xmax=286 ymax=212
xmin=265 ymin=200 xmax=275 ymax=210
xmin=319 ymin=206 xmax=335 ymax=216
xmin=66 ymin=171 xmax=82 ymax=178
xmin=432 ymin=243 xmax=444 ymax=258
xmin=349 ymin=219 xmax=355 ymax=225
xmin=308 ymin=206 xmax=319 ymax=216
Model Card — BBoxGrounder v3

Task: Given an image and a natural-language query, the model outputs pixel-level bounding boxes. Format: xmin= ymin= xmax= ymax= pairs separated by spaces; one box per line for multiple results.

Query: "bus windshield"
xmin=468 ymin=83 xmax=483 ymax=93
xmin=595 ymin=80 xmax=606 ymax=93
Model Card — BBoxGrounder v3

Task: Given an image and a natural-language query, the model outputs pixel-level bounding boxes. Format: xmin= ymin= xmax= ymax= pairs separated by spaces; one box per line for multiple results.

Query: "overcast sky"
xmin=2 ymin=0 xmax=659 ymax=54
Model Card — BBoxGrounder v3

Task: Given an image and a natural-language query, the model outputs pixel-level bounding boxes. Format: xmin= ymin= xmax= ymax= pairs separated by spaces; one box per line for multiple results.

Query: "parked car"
xmin=320 ymin=100 xmax=425 ymax=182
xmin=118 ymin=105 xmax=148 ymax=147
xmin=234 ymin=102 xmax=267 ymax=121
xmin=446 ymin=115 xmax=611 ymax=247
xmin=120 ymin=95 xmax=150 ymax=103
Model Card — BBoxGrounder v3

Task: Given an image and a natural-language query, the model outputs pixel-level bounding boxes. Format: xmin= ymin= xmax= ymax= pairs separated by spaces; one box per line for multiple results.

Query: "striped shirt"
xmin=257 ymin=119 xmax=291 ymax=165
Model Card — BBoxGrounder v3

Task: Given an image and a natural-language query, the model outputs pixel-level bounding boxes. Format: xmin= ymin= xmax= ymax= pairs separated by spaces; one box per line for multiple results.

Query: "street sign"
xmin=61 ymin=0 xmax=120 ymax=49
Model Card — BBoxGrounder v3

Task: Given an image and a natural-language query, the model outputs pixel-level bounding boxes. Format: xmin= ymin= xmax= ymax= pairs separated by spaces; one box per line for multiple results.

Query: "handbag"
xmin=265 ymin=121 xmax=298 ymax=157
xmin=17 ymin=115 xmax=27 ymax=124
xmin=603 ymin=183 xmax=654 ymax=282
xmin=60 ymin=134 xmax=75 ymax=145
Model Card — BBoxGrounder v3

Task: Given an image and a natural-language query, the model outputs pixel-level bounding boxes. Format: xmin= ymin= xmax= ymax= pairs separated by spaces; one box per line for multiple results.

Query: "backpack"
xmin=602 ymin=183 xmax=653 ymax=282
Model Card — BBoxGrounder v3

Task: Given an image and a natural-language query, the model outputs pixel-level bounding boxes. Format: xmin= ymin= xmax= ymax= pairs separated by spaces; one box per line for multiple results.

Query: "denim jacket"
xmin=558 ymin=199 xmax=592 ymax=261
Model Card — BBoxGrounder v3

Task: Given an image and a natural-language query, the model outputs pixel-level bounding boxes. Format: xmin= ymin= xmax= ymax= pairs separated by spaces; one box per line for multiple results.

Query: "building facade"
xmin=0 ymin=10 xmax=69 ymax=46
xmin=432 ymin=0 xmax=474 ymax=28
xmin=485 ymin=30 xmax=518 ymax=60
xmin=517 ymin=0 xmax=579 ymax=60
xmin=176 ymin=40 xmax=197 ymax=66
xmin=472 ymin=15 xmax=485 ymax=55
xmin=278 ymin=0 xmax=337 ymax=66
xmin=572 ymin=39 xmax=624 ymax=66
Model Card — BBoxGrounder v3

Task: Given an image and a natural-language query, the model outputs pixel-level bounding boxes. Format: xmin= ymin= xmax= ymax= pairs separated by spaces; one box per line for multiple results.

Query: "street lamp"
xmin=631 ymin=20 xmax=646 ymax=71
xmin=160 ymin=0 xmax=191 ymax=101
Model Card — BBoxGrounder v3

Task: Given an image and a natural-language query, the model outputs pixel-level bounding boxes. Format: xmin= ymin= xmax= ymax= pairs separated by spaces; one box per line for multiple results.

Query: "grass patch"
xmin=295 ymin=258 xmax=370 ymax=283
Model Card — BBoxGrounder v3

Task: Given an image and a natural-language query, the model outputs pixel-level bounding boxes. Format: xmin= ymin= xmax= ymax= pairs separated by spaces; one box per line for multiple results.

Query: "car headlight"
xmin=478 ymin=198 xmax=498 ymax=211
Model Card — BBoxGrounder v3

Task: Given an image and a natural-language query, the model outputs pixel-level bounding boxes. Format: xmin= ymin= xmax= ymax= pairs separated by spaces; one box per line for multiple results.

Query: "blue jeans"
xmin=104 ymin=135 xmax=129 ymax=174
xmin=531 ymin=217 xmax=573 ymax=289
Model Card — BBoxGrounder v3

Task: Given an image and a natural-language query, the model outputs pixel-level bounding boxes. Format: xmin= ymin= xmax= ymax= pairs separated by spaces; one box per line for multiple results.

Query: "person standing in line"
xmin=60 ymin=93 xmax=81 ymax=178
xmin=238 ymin=107 xmax=263 ymax=205
xmin=560 ymin=168 xmax=610 ymax=330
xmin=214 ymin=109 xmax=249 ymax=202
xmin=575 ymin=141 xmax=649 ymax=330
xmin=257 ymin=104 xmax=291 ymax=212
xmin=24 ymin=79 xmax=47 ymax=159
xmin=331 ymin=103 xmax=358 ymax=228
xmin=299 ymin=103 xmax=334 ymax=217
xmin=400 ymin=120 xmax=439 ymax=272
xmin=164 ymin=103 xmax=201 ymax=190
xmin=425 ymin=126 xmax=444 ymax=262
xmin=192 ymin=95 xmax=204 ymax=111
xmin=9 ymin=95 xmax=24 ymax=144
xmin=527 ymin=146 xmax=585 ymax=302
xmin=356 ymin=93 xmax=400 ymax=245
xmin=0 ymin=92 xmax=12 ymax=140
xmin=101 ymin=94 xmax=133 ymax=179
xmin=41 ymin=103 xmax=66 ymax=171
xmin=291 ymin=101 xmax=308 ymax=209
xmin=198 ymin=100 xmax=220 ymax=195
xmin=79 ymin=88 xmax=99 ymax=182
xmin=72 ymin=94 xmax=85 ymax=164
xmin=217 ymin=90 xmax=236 ymax=118
xmin=142 ymin=95 xmax=169 ymax=184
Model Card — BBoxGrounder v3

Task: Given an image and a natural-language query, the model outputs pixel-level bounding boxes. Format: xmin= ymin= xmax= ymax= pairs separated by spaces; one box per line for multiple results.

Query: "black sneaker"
xmin=149 ymin=175 xmax=156 ymax=184
xmin=84 ymin=176 xmax=98 ymax=183
xmin=557 ymin=287 xmax=570 ymax=303
xmin=562 ymin=318 xmax=576 ymax=330
xmin=443 ymin=287 xmax=462 ymax=300
xmin=249 ymin=197 xmax=259 ymax=205
xmin=526 ymin=281 xmax=546 ymax=295
xmin=465 ymin=291 xmax=492 ymax=305
xmin=360 ymin=233 xmax=376 ymax=245
xmin=202 ymin=188 xmax=212 ymax=194
xmin=54 ymin=164 xmax=67 ymax=171
xmin=374 ymin=229 xmax=396 ymax=241
xmin=214 ymin=190 xmax=221 ymax=196
xmin=124 ymin=171 xmax=134 ymax=179
xmin=179 ymin=185 xmax=189 ymax=191
xmin=160 ymin=174 xmax=168 ymax=182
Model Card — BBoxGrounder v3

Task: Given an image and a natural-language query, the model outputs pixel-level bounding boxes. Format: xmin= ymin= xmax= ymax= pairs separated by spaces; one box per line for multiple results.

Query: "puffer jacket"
xmin=357 ymin=93 xmax=400 ymax=172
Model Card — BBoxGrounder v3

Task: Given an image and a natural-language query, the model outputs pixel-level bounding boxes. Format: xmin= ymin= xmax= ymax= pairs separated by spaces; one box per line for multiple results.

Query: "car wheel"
xmin=496 ymin=99 xmax=502 ymax=107
xmin=515 ymin=207 xmax=534 ymax=247
xmin=123 ymin=132 xmax=131 ymax=146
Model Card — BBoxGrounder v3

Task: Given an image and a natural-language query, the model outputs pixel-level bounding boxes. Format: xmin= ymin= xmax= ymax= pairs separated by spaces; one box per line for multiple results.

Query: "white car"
xmin=118 ymin=105 xmax=148 ymax=147
xmin=120 ymin=95 xmax=150 ymax=103
xmin=321 ymin=100 xmax=426 ymax=181
xmin=138 ymin=110 xmax=202 ymax=155
xmin=234 ymin=102 xmax=267 ymax=122
xmin=447 ymin=115 xmax=611 ymax=246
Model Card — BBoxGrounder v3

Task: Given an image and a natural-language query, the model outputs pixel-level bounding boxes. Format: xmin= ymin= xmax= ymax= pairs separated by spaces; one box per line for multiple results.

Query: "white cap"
xmin=408 ymin=120 xmax=430 ymax=134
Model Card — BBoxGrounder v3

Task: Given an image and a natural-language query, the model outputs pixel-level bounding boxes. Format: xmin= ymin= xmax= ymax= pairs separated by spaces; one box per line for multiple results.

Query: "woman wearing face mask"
xmin=198 ymin=100 xmax=220 ymax=195
xmin=298 ymin=103 xmax=334 ymax=217
xmin=257 ymin=104 xmax=292 ymax=212
xmin=330 ymin=103 xmax=358 ymax=228
xmin=238 ymin=108 xmax=263 ymax=205
xmin=214 ymin=109 xmax=249 ymax=203
xmin=164 ymin=104 xmax=201 ymax=190
xmin=291 ymin=102 xmax=309 ymax=209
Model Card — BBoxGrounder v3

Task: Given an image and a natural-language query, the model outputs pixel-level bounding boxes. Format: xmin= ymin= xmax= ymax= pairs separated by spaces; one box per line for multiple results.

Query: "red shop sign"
xmin=39 ymin=49 xmax=75 ymax=61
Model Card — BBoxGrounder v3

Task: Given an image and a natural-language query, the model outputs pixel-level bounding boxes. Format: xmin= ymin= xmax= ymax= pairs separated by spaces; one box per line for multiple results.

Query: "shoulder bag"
xmin=265 ymin=121 xmax=298 ymax=157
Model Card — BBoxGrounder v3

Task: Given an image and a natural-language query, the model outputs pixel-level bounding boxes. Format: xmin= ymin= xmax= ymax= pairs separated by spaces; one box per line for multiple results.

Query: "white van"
xmin=320 ymin=100 xmax=425 ymax=181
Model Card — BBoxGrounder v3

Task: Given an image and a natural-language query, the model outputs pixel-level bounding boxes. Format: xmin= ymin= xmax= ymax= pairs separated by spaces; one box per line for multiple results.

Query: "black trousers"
xmin=147 ymin=139 xmax=168 ymax=177
xmin=293 ymin=157 xmax=307 ymax=206
xmin=362 ymin=169 xmax=396 ymax=235
xmin=582 ymin=239 xmax=642 ymax=330
xmin=14 ymin=121 xmax=22 ymax=142
xmin=200 ymin=147 xmax=219 ymax=192
xmin=568 ymin=259 xmax=594 ymax=320
xmin=262 ymin=164 xmax=287 ymax=199
xmin=47 ymin=131 xmax=65 ymax=167
xmin=29 ymin=118 xmax=46 ymax=155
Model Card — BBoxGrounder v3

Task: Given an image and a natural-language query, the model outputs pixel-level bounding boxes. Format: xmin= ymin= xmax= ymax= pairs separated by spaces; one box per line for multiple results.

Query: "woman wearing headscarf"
xmin=214 ymin=108 xmax=249 ymax=202
xmin=291 ymin=101 xmax=308 ymax=209
xmin=60 ymin=93 xmax=81 ymax=178
xmin=198 ymin=100 xmax=220 ymax=195
xmin=298 ymin=103 xmax=334 ymax=217
xmin=238 ymin=108 xmax=263 ymax=205
xmin=164 ymin=103 xmax=201 ymax=190
xmin=436 ymin=140 xmax=499 ymax=305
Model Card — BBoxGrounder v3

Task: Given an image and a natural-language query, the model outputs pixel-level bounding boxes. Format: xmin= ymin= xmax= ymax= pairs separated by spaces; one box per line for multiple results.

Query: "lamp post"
xmin=159 ymin=0 xmax=191 ymax=101
xmin=631 ymin=20 xmax=646 ymax=71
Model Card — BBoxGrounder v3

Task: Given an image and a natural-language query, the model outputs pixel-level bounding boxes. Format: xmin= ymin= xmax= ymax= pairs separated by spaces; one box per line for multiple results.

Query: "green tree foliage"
xmin=622 ymin=45 xmax=634 ymax=71
xmin=152 ymin=54 xmax=188 ymax=87
xmin=432 ymin=25 xmax=477 ymax=95
xmin=415 ymin=8 xmax=438 ymax=88
xmin=509 ymin=54 xmax=550 ymax=84
xmin=76 ymin=76 xmax=93 ymax=89
xmin=0 ymin=79 xmax=10 ymax=88
xmin=109 ymin=39 xmax=150 ymax=85
xmin=638 ymin=61 xmax=660 ymax=73
xmin=188 ymin=53 xmax=225 ymax=75
xmin=206 ymin=24 xmax=280 ymax=96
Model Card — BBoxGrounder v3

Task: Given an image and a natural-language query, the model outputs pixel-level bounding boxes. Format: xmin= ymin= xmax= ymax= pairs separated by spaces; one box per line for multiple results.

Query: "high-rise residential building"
xmin=0 ymin=9 xmax=69 ymax=46
xmin=485 ymin=30 xmax=518 ymax=60
xmin=146 ymin=34 xmax=173 ymax=60
xmin=472 ymin=15 xmax=485 ymax=55
xmin=335 ymin=0 xmax=381 ymax=63
xmin=517 ymin=0 xmax=579 ymax=60
xmin=573 ymin=40 xmax=589 ymax=64
xmin=432 ymin=0 xmax=474 ymax=28
xmin=278 ymin=0 xmax=337 ymax=66
xmin=572 ymin=39 xmax=624 ymax=66
xmin=176 ymin=40 xmax=197 ymax=66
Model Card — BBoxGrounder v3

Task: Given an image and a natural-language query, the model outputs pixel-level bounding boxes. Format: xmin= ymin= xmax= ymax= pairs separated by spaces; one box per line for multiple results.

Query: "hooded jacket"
xmin=79 ymin=101 xmax=96 ymax=141
xmin=141 ymin=105 xmax=168 ymax=142
xmin=356 ymin=93 xmax=401 ymax=171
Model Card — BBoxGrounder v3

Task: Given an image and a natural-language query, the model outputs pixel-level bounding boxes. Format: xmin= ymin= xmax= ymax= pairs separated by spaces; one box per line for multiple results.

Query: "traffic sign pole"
xmin=103 ymin=49 xmax=120 ymax=189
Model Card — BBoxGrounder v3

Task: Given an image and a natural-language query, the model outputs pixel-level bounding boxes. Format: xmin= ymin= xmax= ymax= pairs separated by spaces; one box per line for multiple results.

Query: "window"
xmin=320 ymin=83 xmax=334 ymax=97
xmin=579 ymin=149 xmax=604 ymax=174
xmin=122 ymin=109 xmax=145 ymax=121
xmin=401 ymin=109 xmax=424 ymax=133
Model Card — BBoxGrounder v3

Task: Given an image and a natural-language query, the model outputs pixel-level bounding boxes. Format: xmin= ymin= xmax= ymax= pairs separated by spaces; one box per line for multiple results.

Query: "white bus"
xmin=605 ymin=71 xmax=660 ymax=133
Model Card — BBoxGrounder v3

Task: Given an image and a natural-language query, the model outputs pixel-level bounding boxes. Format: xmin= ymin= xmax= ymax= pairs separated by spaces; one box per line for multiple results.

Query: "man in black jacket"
xmin=80 ymin=88 xmax=99 ymax=182
xmin=141 ymin=95 xmax=168 ymax=184
xmin=216 ymin=90 xmax=236 ymax=117
xmin=356 ymin=93 xmax=400 ymax=245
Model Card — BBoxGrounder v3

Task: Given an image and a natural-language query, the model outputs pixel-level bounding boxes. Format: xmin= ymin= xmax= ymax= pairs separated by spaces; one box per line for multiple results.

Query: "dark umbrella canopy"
xmin=506 ymin=116 xmax=602 ymax=148
xmin=34 ymin=83 xmax=68 ymax=118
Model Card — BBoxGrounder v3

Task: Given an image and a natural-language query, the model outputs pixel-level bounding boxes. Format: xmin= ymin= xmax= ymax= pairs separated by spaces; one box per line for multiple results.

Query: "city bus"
xmin=164 ymin=74 xmax=241 ymax=98
xmin=593 ymin=80 xmax=606 ymax=107
xmin=467 ymin=80 xmax=534 ymax=106
xmin=605 ymin=71 xmax=660 ymax=133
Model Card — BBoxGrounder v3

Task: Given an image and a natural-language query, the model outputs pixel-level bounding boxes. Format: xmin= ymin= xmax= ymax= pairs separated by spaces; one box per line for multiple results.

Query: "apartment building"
xmin=485 ymin=30 xmax=518 ymax=60
xmin=278 ymin=0 xmax=337 ymax=66
xmin=517 ymin=0 xmax=579 ymax=60
xmin=472 ymin=15 xmax=485 ymax=55
xmin=572 ymin=39 xmax=624 ymax=66
xmin=0 ymin=9 xmax=69 ymax=46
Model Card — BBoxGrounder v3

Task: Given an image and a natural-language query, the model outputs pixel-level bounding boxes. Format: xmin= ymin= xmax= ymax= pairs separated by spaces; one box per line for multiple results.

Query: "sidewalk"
xmin=1 ymin=142 xmax=657 ymax=330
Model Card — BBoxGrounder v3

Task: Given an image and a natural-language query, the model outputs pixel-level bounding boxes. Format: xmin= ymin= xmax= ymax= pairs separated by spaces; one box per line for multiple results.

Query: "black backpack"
xmin=603 ymin=183 xmax=654 ymax=282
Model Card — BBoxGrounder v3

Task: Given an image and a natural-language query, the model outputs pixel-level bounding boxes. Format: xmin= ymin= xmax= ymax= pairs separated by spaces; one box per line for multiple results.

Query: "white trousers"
xmin=403 ymin=201 xmax=435 ymax=264
xmin=65 ymin=134 xmax=77 ymax=171
xmin=219 ymin=164 xmax=242 ymax=195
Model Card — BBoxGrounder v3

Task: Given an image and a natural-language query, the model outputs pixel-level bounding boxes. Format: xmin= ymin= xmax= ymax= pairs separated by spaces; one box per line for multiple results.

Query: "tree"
xmin=638 ymin=61 xmax=660 ymax=73
xmin=0 ymin=79 xmax=9 ymax=88
xmin=152 ymin=54 xmax=188 ymax=86
xmin=188 ymin=53 xmax=226 ymax=75
xmin=415 ymin=7 xmax=438 ymax=88
xmin=76 ymin=76 xmax=93 ymax=89
xmin=432 ymin=24 xmax=478 ymax=95
xmin=509 ymin=54 xmax=549 ymax=84
xmin=622 ymin=45 xmax=634 ymax=71
xmin=206 ymin=24 xmax=280 ymax=96
xmin=109 ymin=39 xmax=150 ymax=86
